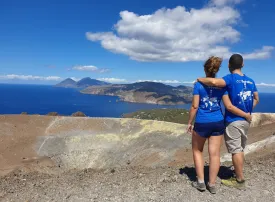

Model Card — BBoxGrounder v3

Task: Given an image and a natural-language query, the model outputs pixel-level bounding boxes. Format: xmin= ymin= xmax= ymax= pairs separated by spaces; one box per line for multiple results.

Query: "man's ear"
xmin=242 ymin=63 xmax=244 ymax=67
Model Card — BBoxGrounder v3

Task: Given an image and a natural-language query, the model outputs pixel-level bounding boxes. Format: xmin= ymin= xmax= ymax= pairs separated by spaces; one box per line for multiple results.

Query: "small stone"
xmin=263 ymin=190 xmax=270 ymax=195
xmin=172 ymin=175 xmax=178 ymax=182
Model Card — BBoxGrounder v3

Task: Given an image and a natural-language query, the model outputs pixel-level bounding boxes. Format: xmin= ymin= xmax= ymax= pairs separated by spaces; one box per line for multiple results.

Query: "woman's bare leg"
xmin=192 ymin=131 xmax=207 ymax=182
xmin=208 ymin=135 xmax=223 ymax=185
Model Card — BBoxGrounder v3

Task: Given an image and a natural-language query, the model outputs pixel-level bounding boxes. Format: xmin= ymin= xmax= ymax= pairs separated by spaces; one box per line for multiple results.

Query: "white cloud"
xmin=86 ymin=2 xmax=274 ymax=62
xmin=242 ymin=46 xmax=274 ymax=60
xmin=70 ymin=77 xmax=81 ymax=81
xmin=181 ymin=81 xmax=196 ymax=84
xmin=0 ymin=74 xmax=62 ymax=81
xmin=136 ymin=79 xmax=195 ymax=84
xmin=137 ymin=79 xmax=181 ymax=84
xmin=97 ymin=78 xmax=127 ymax=83
xmin=211 ymin=0 xmax=243 ymax=7
xmin=256 ymin=83 xmax=275 ymax=87
xmin=72 ymin=65 xmax=110 ymax=73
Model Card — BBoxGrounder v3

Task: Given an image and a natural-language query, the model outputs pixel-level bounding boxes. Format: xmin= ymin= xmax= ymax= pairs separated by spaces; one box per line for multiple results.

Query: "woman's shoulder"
xmin=194 ymin=81 xmax=203 ymax=88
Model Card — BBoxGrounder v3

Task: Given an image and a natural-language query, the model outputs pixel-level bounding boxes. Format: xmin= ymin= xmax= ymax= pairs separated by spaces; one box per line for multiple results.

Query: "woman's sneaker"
xmin=207 ymin=183 xmax=217 ymax=194
xmin=192 ymin=181 xmax=206 ymax=192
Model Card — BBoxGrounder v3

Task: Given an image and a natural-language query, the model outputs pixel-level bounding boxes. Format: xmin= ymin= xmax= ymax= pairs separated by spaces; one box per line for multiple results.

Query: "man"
xmin=197 ymin=54 xmax=260 ymax=189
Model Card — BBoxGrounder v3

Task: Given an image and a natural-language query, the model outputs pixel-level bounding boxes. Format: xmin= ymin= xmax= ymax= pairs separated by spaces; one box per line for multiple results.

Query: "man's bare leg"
xmin=232 ymin=152 xmax=245 ymax=181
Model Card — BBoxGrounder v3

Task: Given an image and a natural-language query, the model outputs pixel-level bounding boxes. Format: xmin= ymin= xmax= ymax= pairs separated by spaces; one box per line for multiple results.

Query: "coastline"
xmin=80 ymin=91 xmax=190 ymax=106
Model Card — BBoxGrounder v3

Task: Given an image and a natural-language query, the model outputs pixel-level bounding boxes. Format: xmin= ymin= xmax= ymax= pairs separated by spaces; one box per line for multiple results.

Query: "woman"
xmin=187 ymin=56 xmax=251 ymax=194
xmin=187 ymin=56 xmax=225 ymax=194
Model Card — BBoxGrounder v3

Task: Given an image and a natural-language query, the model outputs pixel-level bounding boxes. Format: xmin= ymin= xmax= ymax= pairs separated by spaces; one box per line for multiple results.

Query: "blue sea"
xmin=0 ymin=84 xmax=189 ymax=117
xmin=1 ymin=84 xmax=275 ymax=117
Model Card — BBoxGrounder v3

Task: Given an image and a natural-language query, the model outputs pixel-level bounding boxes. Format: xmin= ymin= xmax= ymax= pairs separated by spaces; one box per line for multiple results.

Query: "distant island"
xmin=56 ymin=78 xmax=193 ymax=105
xmin=55 ymin=77 xmax=110 ymax=88
xmin=82 ymin=81 xmax=193 ymax=105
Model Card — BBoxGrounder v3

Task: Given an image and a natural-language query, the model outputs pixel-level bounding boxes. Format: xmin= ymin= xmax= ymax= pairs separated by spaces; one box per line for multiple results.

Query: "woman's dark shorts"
xmin=194 ymin=120 xmax=225 ymax=138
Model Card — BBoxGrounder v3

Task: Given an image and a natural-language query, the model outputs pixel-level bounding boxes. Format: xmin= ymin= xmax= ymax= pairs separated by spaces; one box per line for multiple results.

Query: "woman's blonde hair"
xmin=204 ymin=56 xmax=223 ymax=78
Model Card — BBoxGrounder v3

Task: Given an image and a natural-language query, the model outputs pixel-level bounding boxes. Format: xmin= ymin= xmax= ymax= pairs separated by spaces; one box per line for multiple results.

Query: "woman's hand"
xmin=187 ymin=124 xmax=193 ymax=134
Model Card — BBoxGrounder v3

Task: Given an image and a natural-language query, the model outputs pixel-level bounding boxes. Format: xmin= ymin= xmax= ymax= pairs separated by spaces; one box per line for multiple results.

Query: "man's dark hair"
xmin=229 ymin=54 xmax=243 ymax=71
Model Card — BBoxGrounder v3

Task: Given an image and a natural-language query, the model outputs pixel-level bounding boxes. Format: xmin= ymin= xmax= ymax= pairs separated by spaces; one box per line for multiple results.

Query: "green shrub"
xmin=123 ymin=109 xmax=189 ymax=124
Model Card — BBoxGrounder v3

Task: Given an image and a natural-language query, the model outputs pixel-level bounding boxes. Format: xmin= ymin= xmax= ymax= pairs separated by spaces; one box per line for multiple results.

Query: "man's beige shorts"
xmin=225 ymin=120 xmax=250 ymax=154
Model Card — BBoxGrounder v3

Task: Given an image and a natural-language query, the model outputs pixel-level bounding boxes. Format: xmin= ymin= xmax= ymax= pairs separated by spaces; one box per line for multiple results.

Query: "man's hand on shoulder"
xmin=197 ymin=77 xmax=215 ymax=87
xmin=197 ymin=78 xmax=203 ymax=83
xmin=197 ymin=77 xmax=226 ymax=87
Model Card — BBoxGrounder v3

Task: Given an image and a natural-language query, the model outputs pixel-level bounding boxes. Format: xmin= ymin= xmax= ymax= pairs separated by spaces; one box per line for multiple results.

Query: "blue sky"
xmin=0 ymin=0 xmax=274 ymax=91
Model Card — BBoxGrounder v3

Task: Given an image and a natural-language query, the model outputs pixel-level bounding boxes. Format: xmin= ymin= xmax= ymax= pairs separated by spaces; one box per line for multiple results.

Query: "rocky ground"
xmin=1 ymin=114 xmax=275 ymax=202
xmin=1 ymin=149 xmax=275 ymax=202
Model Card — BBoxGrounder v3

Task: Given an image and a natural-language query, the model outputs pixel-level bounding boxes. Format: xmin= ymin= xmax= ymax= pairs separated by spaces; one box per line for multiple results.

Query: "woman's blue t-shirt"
xmin=193 ymin=82 xmax=227 ymax=123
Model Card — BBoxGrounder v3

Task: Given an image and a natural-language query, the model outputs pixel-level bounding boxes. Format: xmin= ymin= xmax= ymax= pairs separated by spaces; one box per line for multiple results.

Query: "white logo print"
xmin=201 ymin=96 xmax=218 ymax=110
xmin=236 ymin=80 xmax=253 ymax=85
xmin=239 ymin=91 xmax=252 ymax=101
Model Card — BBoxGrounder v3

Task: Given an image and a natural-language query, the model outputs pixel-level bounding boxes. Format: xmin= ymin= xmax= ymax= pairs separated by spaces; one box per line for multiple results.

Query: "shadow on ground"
xmin=179 ymin=165 xmax=235 ymax=183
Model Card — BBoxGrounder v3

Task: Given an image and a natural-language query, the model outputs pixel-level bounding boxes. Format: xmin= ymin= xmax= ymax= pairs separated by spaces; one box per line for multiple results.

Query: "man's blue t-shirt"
xmin=222 ymin=73 xmax=258 ymax=123
xmin=193 ymin=82 xmax=227 ymax=123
